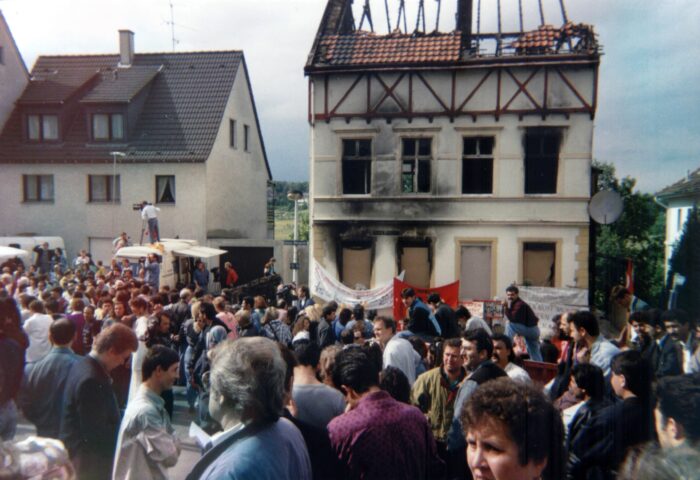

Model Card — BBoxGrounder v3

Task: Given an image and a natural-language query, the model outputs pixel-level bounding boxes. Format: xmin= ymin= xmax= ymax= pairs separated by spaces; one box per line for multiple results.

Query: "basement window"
xmin=524 ymin=128 xmax=561 ymax=194
xmin=401 ymin=138 xmax=431 ymax=193
xmin=462 ymin=137 xmax=494 ymax=194
xmin=342 ymin=139 xmax=372 ymax=195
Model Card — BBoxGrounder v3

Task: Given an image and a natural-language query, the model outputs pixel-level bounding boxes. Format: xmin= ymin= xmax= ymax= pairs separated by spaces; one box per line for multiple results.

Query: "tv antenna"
xmin=166 ymin=0 xmax=179 ymax=51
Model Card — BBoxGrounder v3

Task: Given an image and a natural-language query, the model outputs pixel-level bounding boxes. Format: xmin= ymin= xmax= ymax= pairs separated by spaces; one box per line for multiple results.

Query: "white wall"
xmin=206 ymin=59 xmax=270 ymax=240
xmin=663 ymin=198 xmax=696 ymax=275
xmin=0 ymin=163 xmax=207 ymax=259
xmin=0 ymin=12 xmax=28 ymax=132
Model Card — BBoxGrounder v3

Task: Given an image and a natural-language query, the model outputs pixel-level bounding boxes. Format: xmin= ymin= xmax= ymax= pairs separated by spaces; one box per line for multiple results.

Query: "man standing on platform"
xmin=503 ymin=285 xmax=543 ymax=361
xmin=141 ymin=201 xmax=161 ymax=243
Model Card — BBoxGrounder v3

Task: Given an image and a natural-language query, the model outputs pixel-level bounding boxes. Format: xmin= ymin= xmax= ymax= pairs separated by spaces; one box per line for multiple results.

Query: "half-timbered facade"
xmin=305 ymin=0 xmax=599 ymax=299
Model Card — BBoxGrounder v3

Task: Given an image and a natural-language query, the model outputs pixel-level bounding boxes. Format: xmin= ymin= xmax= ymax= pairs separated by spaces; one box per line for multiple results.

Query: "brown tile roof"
xmin=511 ymin=22 xmax=595 ymax=54
xmin=657 ymin=167 xmax=700 ymax=199
xmin=318 ymin=31 xmax=462 ymax=66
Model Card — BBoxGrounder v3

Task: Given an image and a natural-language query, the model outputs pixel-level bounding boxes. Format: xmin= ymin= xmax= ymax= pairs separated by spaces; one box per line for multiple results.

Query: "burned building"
xmin=305 ymin=0 xmax=600 ymax=299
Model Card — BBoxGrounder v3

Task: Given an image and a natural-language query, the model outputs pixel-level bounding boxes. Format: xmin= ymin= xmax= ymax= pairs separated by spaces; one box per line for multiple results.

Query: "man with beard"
xmin=660 ymin=309 xmax=697 ymax=375
xmin=628 ymin=311 xmax=660 ymax=369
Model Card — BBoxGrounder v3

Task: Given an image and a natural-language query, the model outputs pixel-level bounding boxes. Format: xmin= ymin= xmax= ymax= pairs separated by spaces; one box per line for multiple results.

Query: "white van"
xmin=0 ymin=236 xmax=66 ymax=264
xmin=114 ymin=239 xmax=225 ymax=290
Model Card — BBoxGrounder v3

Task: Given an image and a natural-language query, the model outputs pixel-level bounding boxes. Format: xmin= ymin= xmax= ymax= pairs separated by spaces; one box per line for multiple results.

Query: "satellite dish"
xmin=588 ymin=190 xmax=623 ymax=224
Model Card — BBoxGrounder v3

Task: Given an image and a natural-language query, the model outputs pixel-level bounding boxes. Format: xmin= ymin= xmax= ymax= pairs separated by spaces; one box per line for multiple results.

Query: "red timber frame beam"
xmin=310 ymin=63 xmax=599 ymax=123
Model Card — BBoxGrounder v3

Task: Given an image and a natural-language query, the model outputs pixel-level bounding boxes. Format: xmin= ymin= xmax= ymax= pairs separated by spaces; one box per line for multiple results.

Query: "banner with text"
xmin=312 ymin=263 xmax=402 ymax=310
xmin=518 ymin=286 xmax=589 ymax=330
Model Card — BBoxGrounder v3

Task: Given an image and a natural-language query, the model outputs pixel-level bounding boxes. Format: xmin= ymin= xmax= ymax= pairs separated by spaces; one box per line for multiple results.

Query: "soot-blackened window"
xmin=462 ymin=137 xmax=494 ymax=194
xmin=401 ymin=138 xmax=431 ymax=193
xmin=342 ymin=139 xmax=372 ymax=194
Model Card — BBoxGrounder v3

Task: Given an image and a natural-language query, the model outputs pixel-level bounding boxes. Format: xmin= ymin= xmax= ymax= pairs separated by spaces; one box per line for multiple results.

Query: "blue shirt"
xmin=19 ymin=346 xmax=78 ymax=438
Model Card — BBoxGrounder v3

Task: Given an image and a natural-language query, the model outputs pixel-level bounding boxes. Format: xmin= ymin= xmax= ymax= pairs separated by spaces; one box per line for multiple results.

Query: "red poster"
xmin=393 ymin=278 xmax=460 ymax=324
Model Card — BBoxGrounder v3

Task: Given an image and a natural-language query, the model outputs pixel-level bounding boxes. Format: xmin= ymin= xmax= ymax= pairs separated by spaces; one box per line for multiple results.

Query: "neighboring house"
xmin=0 ymin=9 xmax=29 ymax=132
xmin=305 ymin=0 xmax=600 ymax=298
xmin=656 ymin=167 xmax=700 ymax=276
xmin=0 ymin=30 xmax=276 ymax=281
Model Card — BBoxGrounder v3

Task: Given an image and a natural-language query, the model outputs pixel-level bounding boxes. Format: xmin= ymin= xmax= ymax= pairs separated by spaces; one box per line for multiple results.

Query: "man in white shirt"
xmin=24 ymin=300 xmax=54 ymax=365
xmin=141 ymin=201 xmax=161 ymax=243
xmin=373 ymin=316 xmax=421 ymax=385
xmin=491 ymin=333 xmax=531 ymax=384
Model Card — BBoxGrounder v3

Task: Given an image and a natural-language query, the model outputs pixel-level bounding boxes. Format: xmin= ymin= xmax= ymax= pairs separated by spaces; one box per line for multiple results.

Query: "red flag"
xmin=393 ymin=278 xmax=460 ymax=324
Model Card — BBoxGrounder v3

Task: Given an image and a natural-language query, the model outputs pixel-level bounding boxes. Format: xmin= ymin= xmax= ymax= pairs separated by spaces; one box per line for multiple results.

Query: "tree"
xmin=667 ymin=205 xmax=700 ymax=318
xmin=593 ymin=162 xmax=665 ymax=310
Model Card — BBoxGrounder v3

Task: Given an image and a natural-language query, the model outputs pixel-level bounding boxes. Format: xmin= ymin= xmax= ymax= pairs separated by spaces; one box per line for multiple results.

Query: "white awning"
xmin=0 ymin=246 xmax=30 ymax=261
xmin=173 ymin=246 xmax=227 ymax=259
xmin=114 ymin=246 xmax=163 ymax=259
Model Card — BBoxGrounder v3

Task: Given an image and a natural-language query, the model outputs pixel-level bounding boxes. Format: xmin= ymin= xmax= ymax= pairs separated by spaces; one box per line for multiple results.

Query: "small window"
xmin=523 ymin=242 xmax=556 ymax=287
xmin=27 ymin=114 xmax=58 ymax=141
xmin=462 ymin=137 xmax=494 ymax=194
xmin=244 ymin=124 xmax=250 ymax=151
xmin=156 ymin=175 xmax=176 ymax=204
xmin=342 ymin=139 xmax=372 ymax=194
xmin=524 ymin=128 xmax=561 ymax=194
xmin=401 ymin=138 xmax=431 ymax=193
xmin=22 ymin=175 xmax=54 ymax=202
xmin=92 ymin=113 xmax=125 ymax=141
xmin=88 ymin=175 xmax=120 ymax=202
xmin=229 ymin=119 xmax=236 ymax=148
xmin=0 ymin=46 xmax=4 ymax=65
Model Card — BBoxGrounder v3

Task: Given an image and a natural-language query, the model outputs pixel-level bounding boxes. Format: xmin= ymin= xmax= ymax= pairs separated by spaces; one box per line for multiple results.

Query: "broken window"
xmin=523 ymin=242 xmax=556 ymax=287
xmin=156 ymin=175 xmax=176 ymax=204
xmin=462 ymin=137 xmax=494 ymax=194
xmin=401 ymin=138 xmax=431 ymax=193
xmin=342 ymin=139 xmax=372 ymax=195
xmin=340 ymin=240 xmax=372 ymax=289
xmin=398 ymin=238 xmax=431 ymax=288
xmin=524 ymin=128 xmax=561 ymax=194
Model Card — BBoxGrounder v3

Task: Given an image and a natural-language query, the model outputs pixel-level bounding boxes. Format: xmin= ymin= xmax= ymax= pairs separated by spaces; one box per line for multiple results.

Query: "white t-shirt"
xmin=24 ymin=313 xmax=54 ymax=363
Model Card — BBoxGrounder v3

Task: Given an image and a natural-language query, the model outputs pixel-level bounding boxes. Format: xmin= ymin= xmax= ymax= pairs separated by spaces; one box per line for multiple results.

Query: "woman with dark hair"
xmin=461 ymin=378 xmax=565 ymax=480
xmin=379 ymin=366 xmax=411 ymax=404
xmin=0 ymin=296 xmax=28 ymax=440
xmin=145 ymin=311 xmax=175 ymax=349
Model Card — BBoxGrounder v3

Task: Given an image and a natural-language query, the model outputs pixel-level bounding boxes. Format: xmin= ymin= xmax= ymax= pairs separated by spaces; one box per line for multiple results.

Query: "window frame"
xmin=155 ymin=175 xmax=176 ymax=204
xmin=26 ymin=113 xmax=59 ymax=142
xmin=519 ymin=239 xmax=561 ymax=288
xmin=88 ymin=174 xmax=121 ymax=203
xmin=243 ymin=124 xmax=250 ymax=152
xmin=91 ymin=113 xmax=125 ymax=142
xmin=400 ymin=137 xmax=433 ymax=194
xmin=461 ymin=136 xmax=495 ymax=195
xmin=340 ymin=138 xmax=373 ymax=195
xmin=22 ymin=174 xmax=54 ymax=203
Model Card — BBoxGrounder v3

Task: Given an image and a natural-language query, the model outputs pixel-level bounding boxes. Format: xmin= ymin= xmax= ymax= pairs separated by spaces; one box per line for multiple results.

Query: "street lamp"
xmin=287 ymin=190 xmax=303 ymax=284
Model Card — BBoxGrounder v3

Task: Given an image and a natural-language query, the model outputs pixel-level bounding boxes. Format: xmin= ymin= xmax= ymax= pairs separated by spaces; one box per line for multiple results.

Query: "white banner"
xmin=519 ymin=286 xmax=589 ymax=329
xmin=312 ymin=263 xmax=403 ymax=310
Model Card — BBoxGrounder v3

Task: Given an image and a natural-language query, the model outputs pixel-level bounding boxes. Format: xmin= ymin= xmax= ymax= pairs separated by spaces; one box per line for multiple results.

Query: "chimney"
xmin=118 ymin=30 xmax=134 ymax=67
xmin=456 ymin=0 xmax=473 ymax=47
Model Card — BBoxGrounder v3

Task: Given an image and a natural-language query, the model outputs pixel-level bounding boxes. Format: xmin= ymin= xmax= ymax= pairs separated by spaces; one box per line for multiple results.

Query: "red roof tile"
xmin=318 ymin=31 xmax=462 ymax=66
xmin=511 ymin=22 xmax=595 ymax=54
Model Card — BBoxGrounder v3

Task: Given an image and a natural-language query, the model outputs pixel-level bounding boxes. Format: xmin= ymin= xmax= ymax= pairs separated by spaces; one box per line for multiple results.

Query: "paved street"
xmin=16 ymin=386 xmax=202 ymax=479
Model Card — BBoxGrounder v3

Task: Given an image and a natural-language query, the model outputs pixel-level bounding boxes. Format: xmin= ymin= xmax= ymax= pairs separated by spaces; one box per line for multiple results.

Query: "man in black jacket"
xmin=427 ymin=293 xmax=460 ymax=339
xmin=59 ymin=324 xmax=137 ymax=480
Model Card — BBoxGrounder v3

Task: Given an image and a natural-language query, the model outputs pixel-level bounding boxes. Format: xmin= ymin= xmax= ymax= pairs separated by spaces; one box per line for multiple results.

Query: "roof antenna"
xmin=167 ymin=0 xmax=178 ymax=51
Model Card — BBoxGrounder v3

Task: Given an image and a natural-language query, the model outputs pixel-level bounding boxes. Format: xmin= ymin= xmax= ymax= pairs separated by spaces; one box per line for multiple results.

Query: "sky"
xmin=2 ymin=0 xmax=699 ymax=193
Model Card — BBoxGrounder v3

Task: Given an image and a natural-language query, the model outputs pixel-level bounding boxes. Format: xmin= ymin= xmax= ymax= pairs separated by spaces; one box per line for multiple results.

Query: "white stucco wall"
xmin=206 ymin=60 xmax=270 ymax=240
xmin=0 ymin=163 xmax=207 ymax=259
xmin=0 ymin=12 xmax=28 ymax=132
xmin=308 ymin=64 xmax=594 ymax=296
xmin=662 ymin=198 xmax=696 ymax=275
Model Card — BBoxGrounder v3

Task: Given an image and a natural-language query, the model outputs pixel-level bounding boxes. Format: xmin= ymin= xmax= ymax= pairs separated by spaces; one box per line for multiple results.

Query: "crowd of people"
xmin=1 ymin=250 xmax=699 ymax=480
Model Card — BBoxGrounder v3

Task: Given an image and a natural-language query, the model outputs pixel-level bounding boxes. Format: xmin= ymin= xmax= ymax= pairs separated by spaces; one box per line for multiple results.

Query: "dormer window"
xmin=92 ymin=113 xmax=124 ymax=141
xmin=27 ymin=114 xmax=59 ymax=141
